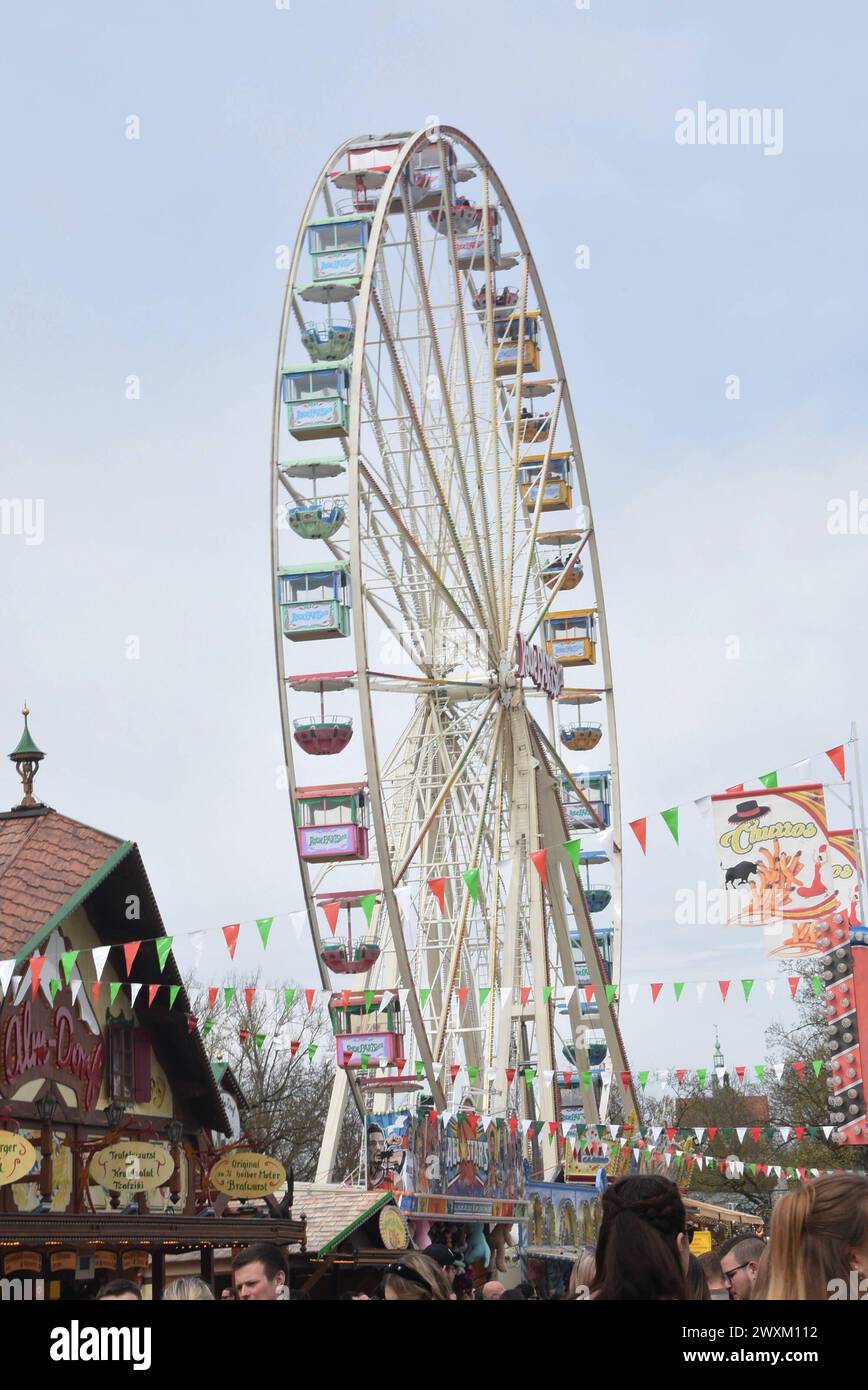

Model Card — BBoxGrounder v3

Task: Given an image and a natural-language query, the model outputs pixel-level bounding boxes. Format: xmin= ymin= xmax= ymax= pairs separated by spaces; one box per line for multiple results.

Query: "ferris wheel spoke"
xmin=506 ymin=381 xmax=564 ymax=651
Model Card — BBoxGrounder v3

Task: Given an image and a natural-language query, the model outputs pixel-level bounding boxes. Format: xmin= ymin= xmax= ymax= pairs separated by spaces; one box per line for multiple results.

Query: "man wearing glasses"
xmin=718 ymin=1236 xmax=765 ymax=1301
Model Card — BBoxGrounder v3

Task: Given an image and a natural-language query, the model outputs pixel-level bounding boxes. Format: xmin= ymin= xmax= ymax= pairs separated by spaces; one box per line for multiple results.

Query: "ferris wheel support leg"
xmin=316 ymin=1064 xmax=352 ymax=1183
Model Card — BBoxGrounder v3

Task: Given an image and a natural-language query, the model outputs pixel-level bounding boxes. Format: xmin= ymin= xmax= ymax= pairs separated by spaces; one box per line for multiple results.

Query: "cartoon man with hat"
xmin=728 ymin=799 xmax=770 ymax=825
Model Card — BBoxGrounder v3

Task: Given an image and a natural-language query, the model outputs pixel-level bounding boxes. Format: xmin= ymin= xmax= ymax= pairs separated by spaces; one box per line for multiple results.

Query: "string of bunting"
xmin=6 ymin=955 xmax=827 ymax=1011
xmin=627 ymin=741 xmax=849 ymax=855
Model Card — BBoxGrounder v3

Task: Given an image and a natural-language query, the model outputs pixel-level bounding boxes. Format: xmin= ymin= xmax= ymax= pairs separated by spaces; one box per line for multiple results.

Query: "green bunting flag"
xmin=479 ymin=987 xmax=491 ymax=1007
xmin=742 ymin=979 xmax=754 ymax=1001
xmin=468 ymin=1066 xmax=478 ymax=1084
xmin=364 ymin=989 xmax=376 ymax=1010
xmin=360 ymin=894 xmax=378 ymax=926
xmin=759 ymin=772 xmax=779 ymax=789
xmin=696 ymin=1068 xmax=707 ymax=1087
xmin=415 ymin=1060 xmax=424 ymax=1077
xmin=203 ymin=1018 xmax=214 ymax=1034
xmin=60 ymin=950 xmax=79 ymax=985
xmin=256 ymin=918 xmax=274 ymax=949
xmin=543 ymin=986 xmax=553 ymax=1004
xmin=755 ymin=1065 xmax=766 ymax=1081
xmin=638 ymin=1070 xmax=650 ymax=1088
xmin=156 ymin=937 xmax=173 ymax=973
xmin=49 ymin=978 xmax=61 ymax=1002
xmin=812 ymin=1060 xmax=823 ymax=1077
xmin=169 ymin=985 xmax=181 ymax=1008
xmin=109 ymin=982 xmax=122 ymax=1005
xmin=462 ymin=868 xmax=480 ymax=903
xmin=523 ymin=1068 xmax=536 ymax=1084
xmin=581 ymin=1070 xmax=591 ymax=1087
xmin=673 ymin=982 xmax=685 ymax=1001
xmin=661 ymin=807 xmax=679 ymax=844
xmin=283 ymin=988 xmax=296 ymax=1010
xmin=810 ymin=975 xmax=823 ymax=997
xmin=563 ymin=839 xmax=583 ymax=872
xmin=420 ymin=988 xmax=432 ymax=1008
xmin=254 ymin=1033 xmax=266 ymax=1049
xmin=224 ymin=987 xmax=235 ymax=1009
xmin=605 ymin=984 xmax=618 ymax=1005
xmin=307 ymin=1044 xmax=317 ymax=1061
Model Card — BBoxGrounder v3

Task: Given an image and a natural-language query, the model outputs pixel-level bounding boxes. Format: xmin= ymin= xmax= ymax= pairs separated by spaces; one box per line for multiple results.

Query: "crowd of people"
xmin=89 ymin=1169 xmax=868 ymax=1302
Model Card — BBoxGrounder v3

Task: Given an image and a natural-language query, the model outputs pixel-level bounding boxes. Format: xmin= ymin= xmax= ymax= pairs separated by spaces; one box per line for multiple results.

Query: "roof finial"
xmin=9 ymin=705 xmax=45 ymax=808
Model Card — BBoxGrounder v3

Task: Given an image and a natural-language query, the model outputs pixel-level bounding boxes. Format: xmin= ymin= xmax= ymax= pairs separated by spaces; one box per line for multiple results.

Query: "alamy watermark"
xmin=0 ymin=498 xmax=44 ymax=545
xmin=675 ymin=103 xmax=783 ymax=157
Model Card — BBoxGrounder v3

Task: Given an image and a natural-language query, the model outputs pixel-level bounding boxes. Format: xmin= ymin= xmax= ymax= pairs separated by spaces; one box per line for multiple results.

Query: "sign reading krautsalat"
xmin=516 ymin=634 xmax=564 ymax=701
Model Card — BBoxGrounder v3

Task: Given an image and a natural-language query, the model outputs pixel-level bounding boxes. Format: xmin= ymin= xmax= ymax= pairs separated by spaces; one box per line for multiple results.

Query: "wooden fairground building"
xmin=0 ymin=711 xmax=305 ymax=1299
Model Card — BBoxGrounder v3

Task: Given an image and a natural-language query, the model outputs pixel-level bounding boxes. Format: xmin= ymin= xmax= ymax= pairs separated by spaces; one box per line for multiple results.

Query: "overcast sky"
xmin=2 ymin=0 xmax=866 ymax=1078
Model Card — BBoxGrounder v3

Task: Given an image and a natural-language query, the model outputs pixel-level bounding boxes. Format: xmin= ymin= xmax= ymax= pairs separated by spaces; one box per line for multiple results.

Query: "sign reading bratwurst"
xmin=516 ymin=634 xmax=564 ymax=701
xmin=208 ymin=1151 xmax=286 ymax=1199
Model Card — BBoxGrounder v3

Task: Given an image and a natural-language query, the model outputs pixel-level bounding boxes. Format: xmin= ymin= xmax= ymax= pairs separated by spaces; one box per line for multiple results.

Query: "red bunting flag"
xmin=735 ymin=1066 xmax=746 ymax=1085
xmin=450 ymin=1064 xmax=460 ymax=1082
xmin=457 ymin=987 xmax=469 ymax=1008
xmin=665 ymin=1127 xmax=676 ymax=1141
xmin=794 ymin=1125 xmax=805 ymax=1140
xmin=506 ymin=1067 xmax=516 ymax=1084
xmin=788 ymin=976 xmax=800 ymax=1000
xmin=726 ymin=784 xmax=745 ymax=794
xmin=825 ymin=745 xmax=846 ymax=780
xmin=650 ymin=983 xmax=663 ymax=1003
xmin=520 ymin=987 xmax=532 ymax=1006
xmin=719 ymin=980 xmax=731 ymax=1002
xmin=123 ymin=941 xmax=141 ymax=977
xmin=29 ymin=955 xmax=46 ymax=999
xmin=239 ymin=1029 xmax=249 ymax=1044
xmin=629 ymin=818 xmax=647 ymax=854
xmin=207 ymin=987 xmax=219 ymax=1010
xmin=187 ymin=1015 xmax=198 ymax=1034
xmin=90 ymin=981 xmax=101 ymax=1007
xmin=395 ymin=1058 xmax=406 ymax=1074
xmin=676 ymin=1069 xmax=686 ymax=1085
xmin=244 ymin=987 xmax=256 ymax=1011
xmin=707 ymin=1127 xmax=718 ymax=1141
xmin=548 ymin=1121 xmax=558 ymax=1136
xmin=222 ymin=923 xmax=241 ymax=959
xmin=148 ymin=985 xmax=159 ymax=1006
xmin=322 ymin=901 xmax=341 ymax=936
xmin=508 ymin=1116 xmax=518 ymax=1133
xmin=620 ymin=1071 xmax=631 ymax=1088
xmin=427 ymin=877 xmax=446 ymax=914
xmin=792 ymin=1062 xmax=805 ymax=1080
xmin=304 ymin=989 xmax=316 ymax=1010
xmin=583 ymin=985 xmax=595 ymax=1004
xmin=750 ymin=1127 xmax=761 ymax=1143
xmin=529 ymin=848 xmax=548 ymax=886
xmin=290 ymin=1040 xmax=300 ymax=1056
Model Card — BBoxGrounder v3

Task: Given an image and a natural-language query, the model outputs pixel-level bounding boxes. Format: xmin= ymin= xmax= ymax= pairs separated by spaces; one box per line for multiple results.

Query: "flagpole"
xmin=850 ymin=721 xmax=868 ymax=924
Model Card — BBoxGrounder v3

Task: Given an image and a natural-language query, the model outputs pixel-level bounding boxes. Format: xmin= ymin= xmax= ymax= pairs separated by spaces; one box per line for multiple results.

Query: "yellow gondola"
xmin=543 ymin=608 xmax=597 ymax=666
xmin=518 ymin=451 xmax=574 ymax=512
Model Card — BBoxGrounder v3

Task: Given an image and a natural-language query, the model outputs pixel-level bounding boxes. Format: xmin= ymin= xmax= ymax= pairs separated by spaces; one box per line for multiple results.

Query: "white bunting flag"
xmin=129 ymin=983 xmax=142 ymax=1007
xmin=696 ymin=982 xmax=707 ymax=1004
xmin=778 ymin=1126 xmax=791 ymax=1143
xmin=627 ymin=982 xmax=640 ymax=1005
xmin=0 ymin=959 xmax=14 ymax=998
xmin=765 ymin=979 xmax=776 ymax=998
xmin=499 ymin=987 xmax=512 ymax=1009
xmin=92 ymin=946 xmax=111 ymax=980
xmin=736 ymin=1128 xmax=747 ymax=1144
xmin=693 ymin=1128 xmax=705 ymax=1143
xmin=693 ymin=796 xmax=712 ymax=821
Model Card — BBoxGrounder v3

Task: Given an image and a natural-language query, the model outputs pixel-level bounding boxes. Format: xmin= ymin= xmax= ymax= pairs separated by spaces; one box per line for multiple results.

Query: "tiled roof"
xmin=292 ymin=1182 xmax=391 ymax=1254
xmin=0 ymin=808 xmax=128 ymax=959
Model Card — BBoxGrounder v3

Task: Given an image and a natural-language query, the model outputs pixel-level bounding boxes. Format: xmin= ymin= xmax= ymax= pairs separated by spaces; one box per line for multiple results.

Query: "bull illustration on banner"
xmin=711 ymin=784 xmax=862 ymax=958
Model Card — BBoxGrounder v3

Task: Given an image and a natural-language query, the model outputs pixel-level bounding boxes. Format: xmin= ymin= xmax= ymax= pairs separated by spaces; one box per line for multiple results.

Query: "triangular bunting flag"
xmin=360 ymin=894 xmax=378 ymax=926
xmin=660 ymin=807 xmax=679 ymax=844
xmin=224 ymin=987 xmax=235 ymax=1009
xmin=628 ymin=818 xmax=647 ymax=854
xmin=123 ymin=941 xmax=141 ymax=977
xmin=718 ymin=980 xmax=731 ymax=1002
xmin=109 ymin=982 xmax=122 ymax=1006
xmin=562 ymin=839 xmax=582 ymax=872
xmin=758 ymin=771 xmax=779 ymax=789
xmin=461 ymin=868 xmax=480 ymax=903
xmin=168 ymin=985 xmax=180 ymax=1008
xmin=155 ymin=937 xmax=174 ymax=973
xmin=529 ymin=848 xmax=548 ymax=886
xmin=741 ymin=979 xmax=754 ymax=1001
xmin=49 ymin=978 xmax=61 ymax=1002
xmin=148 ymin=984 xmax=159 ymax=1006
xmin=673 ymin=982 xmax=684 ymax=1001
xmin=650 ymin=983 xmax=663 ymax=1004
xmin=427 ymin=877 xmax=446 ymax=914
xmin=256 ymin=917 xmax=274 ymax=949
xmin=129 ymin=983 xmax=142 ymax=1007
xmin=322 ymin=902 xmax=341 ymax=936
xmin=825 ymin=745 xmax=846 ymax=780
xmin=788 ymin=977 xmax=800 ymax=1000
xmin=29 ymin=955 xmax=46 ymax=999
xmin=92 ymin=946 xmax=111 ymax=981
xmin=222 ymin=923 xmax=241 ymax=959
xmin=60 ymin=950 xmax=80 ymax=985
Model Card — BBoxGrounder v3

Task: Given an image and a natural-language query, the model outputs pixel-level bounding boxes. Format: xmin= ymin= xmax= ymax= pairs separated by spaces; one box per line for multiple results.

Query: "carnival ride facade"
xmin=270 ymin=127 xmax=638 ymax=1180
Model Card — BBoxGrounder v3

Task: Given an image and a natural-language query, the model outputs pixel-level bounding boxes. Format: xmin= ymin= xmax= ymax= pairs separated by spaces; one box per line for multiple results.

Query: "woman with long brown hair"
xmin=759 ymin=1173 xmax=868 ymax=1300
xmin=590 ymin=1175 xmax=690 ymax=1300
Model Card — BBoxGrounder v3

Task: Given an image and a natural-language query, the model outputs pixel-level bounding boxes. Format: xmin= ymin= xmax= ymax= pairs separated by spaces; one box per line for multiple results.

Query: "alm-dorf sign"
xmin=516 ymin=634 xmax=564 ymax=701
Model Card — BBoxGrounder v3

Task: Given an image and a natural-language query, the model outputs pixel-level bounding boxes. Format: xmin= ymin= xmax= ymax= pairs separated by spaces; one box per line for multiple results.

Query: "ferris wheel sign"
xmin=516 ymin=634 xmax=564 ymax=701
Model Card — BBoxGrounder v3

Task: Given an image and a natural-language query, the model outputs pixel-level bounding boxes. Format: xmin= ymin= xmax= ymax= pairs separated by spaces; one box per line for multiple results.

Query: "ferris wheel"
xmin=269 ymin=125 xmax=638 ymax=1179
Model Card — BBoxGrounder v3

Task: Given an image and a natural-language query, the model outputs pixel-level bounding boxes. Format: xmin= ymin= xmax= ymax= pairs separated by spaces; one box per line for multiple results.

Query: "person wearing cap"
xmin=424 ymin=1243 xmax=460 ymax=1289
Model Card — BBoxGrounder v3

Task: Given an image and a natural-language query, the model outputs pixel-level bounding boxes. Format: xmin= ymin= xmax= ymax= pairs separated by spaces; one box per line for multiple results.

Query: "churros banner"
xmin=711 ymin=785 xmax=860 ymax=958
